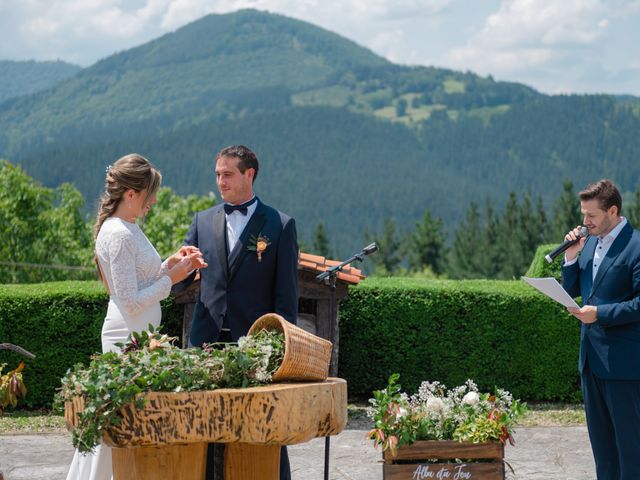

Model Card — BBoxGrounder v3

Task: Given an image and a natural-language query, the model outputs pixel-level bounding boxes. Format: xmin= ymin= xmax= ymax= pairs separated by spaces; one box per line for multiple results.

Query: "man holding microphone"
xmin=562 ymin=179 xmax=640 ymax=480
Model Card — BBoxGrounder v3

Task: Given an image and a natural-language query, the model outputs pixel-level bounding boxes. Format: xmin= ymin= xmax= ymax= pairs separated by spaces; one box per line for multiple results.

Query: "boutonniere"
xmin=248 ymin=234 xmax=271 ymax=262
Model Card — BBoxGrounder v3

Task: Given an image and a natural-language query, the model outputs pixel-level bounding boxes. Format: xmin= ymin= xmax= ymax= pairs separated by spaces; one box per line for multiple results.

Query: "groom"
xmin=179 ymin=144 xmax=299 ymax=480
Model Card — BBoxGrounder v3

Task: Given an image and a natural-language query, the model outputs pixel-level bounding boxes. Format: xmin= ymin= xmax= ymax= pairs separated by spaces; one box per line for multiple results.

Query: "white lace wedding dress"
xmin=66 ymin=216 xmax=172 ymax=480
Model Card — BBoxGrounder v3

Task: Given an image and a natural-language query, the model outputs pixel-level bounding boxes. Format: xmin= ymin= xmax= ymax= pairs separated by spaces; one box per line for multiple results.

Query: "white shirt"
xmin=225 ymin=197 xmax=257 ymax=253
xmin=564 ymin=217 xmax=627 ymax=281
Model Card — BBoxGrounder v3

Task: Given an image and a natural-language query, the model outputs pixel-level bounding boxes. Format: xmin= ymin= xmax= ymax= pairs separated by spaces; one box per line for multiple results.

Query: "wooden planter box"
xmin=383 ymin=440 xmax=505 ymax=480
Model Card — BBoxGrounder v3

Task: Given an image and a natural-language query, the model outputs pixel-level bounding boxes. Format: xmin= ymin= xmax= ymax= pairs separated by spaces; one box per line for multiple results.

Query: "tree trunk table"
xmin=65 ymin=377 xmax=347 ymax=480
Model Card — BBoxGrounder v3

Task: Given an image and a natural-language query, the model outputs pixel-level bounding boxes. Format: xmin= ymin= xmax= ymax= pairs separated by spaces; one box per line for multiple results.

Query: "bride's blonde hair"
xmin=94 ymin=154 xmax=162 ymax=282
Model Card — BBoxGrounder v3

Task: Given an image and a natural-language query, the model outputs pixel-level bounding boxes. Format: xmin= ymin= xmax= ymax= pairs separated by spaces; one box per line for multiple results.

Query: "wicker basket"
xmin=248 ymin=313 xmax=332 ymax=382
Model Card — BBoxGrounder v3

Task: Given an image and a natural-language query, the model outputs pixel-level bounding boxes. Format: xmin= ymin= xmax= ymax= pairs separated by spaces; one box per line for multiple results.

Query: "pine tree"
xmin=311 ymin=222 xmax=332 ymax=258
xmin=366 ymin=219 xmax=403 ymax=276
xmin=625 ymin=189 xmax=640 ymax=227
xmin=551 ymin=180 xmax=581 ymax=241
xmin=448 ymin=202 xmax=486 ymax=279
xmin=405 ymin=208 xmax=447 ymax=275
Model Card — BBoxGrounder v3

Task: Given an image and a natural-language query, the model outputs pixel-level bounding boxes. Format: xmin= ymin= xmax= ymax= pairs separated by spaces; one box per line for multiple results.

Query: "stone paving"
xmin=0 ymin=426 xmax=595 ymax=479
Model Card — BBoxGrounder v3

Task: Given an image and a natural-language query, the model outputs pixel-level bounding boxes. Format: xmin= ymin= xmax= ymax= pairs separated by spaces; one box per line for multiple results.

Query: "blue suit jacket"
xmin=178 ymin=199 xmax=299 ymax=346
xmin=562 ymin=222 xmax=640 ymax=380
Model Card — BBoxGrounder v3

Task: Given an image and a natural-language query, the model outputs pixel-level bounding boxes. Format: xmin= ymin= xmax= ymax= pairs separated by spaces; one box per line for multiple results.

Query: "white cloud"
xmin=0 ymin=0 xmax=639 ymax=94
xmin=446 ymin=0 xmax=611 ymax=74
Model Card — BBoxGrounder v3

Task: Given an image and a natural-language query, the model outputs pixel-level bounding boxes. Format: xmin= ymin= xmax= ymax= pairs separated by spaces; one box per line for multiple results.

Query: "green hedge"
xmin=525 ymin=244 xmax=563 ymax=280
xmin=2 ymin=275 xmax=582 ymax=408
xmin=337 ymin=277 xmax=582 ymax=402
xmin=0 ymin=281 xmax=183 ymax=408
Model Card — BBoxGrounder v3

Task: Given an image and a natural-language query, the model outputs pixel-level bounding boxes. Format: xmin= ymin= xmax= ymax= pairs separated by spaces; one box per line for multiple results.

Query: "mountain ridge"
xmin=1 ymin=9 xmax=639 ymax=255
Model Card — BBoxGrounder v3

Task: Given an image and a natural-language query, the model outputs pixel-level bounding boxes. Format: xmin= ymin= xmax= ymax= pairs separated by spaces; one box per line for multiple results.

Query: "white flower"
xmin=426 ymin=397 xmax=445 ymax=414
xmin=462 ymin=391 xmax=480 ymax=406
xmin=398 ymin=407 xmax=408 ymax=418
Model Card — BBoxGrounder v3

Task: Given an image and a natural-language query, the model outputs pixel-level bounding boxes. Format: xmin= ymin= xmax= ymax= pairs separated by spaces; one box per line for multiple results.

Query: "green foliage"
xmin=0 ymin=160 xmax=94 ymax=283
xmin=526 ymin=244 xmax=563 ymax=280
xmin=448 ymin=194 xmax=550 ymax=280
xmin=143 ymin=187 xmax=217 ymax=258
xmin=311 ymin=222 xmax=332 ymax=258
xmin=0 ymin=281 xmax=184 ymax=408
xmin=366 ymin=219 xmax=403 ymax=275
xmin=338 ymin=278 xmax=582 ymax=402
xmin=551 ymin=181 xmax=582 ymax=242
xmin=405 ymin=209 xmax=447 ymax=275
xmin=57 ymin=327 xmax=284 ymax=452
xmin=0 ymin=165 xmax=217 ymax=284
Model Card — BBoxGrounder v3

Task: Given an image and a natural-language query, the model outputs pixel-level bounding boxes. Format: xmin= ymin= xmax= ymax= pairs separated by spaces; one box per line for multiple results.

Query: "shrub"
xmin=0 ymin=281 xmax=183 ymax=408
xmin=525 ymin=244 xmax=562 ymax=280
xmin=338 ymin=277 xmax=581 ymax=402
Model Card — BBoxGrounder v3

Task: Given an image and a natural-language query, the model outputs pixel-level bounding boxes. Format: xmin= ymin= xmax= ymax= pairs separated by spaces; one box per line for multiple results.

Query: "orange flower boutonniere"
xmin=248 ymin=234 xmax=271 ymax=262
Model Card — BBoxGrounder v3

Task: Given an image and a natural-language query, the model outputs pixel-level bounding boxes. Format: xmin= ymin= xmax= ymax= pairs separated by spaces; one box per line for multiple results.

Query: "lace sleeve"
xmin=108 ymin=229 xmax=172 ymax=316
xmin=159 ymin=258 xmax=170 ymax=278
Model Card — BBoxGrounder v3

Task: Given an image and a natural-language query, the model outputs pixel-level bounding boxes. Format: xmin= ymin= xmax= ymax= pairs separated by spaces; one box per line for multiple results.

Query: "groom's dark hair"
xmin=216 ymin=145 xmax=259 ymax=183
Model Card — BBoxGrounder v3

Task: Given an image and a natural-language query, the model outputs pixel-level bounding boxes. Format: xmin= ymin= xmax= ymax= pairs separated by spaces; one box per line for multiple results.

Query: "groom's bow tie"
xmin=224 ymin=197 xmax=257 ymax=215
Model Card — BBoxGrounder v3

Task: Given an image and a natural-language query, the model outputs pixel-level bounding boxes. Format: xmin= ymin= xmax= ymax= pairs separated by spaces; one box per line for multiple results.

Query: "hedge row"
xmin=337 ymin=276 xmax=582 ymax=402
xmin=0 ymin=281 xmax=183 ymax=408
xmin=1 ymin=257 xmax=582 ymax=408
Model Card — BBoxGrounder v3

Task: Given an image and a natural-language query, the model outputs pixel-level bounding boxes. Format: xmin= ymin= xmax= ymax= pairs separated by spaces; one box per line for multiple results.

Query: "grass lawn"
xmin=1 ymin=403 xmax=586 ymax=435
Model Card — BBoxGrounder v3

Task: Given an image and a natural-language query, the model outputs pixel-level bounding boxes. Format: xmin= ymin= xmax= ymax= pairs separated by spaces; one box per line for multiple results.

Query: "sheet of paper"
xmin=521 ymin=276 xmax=580 ymax=309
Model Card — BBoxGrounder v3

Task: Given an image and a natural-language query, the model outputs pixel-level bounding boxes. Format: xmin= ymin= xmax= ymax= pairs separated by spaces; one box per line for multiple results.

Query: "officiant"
xmin=560 ymin=179 xmax=640 ymax=480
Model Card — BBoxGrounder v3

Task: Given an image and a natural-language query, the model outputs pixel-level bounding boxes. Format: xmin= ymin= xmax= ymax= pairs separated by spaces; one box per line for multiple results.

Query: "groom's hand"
xmin=169 ymin=246 xmax=203 ymax=268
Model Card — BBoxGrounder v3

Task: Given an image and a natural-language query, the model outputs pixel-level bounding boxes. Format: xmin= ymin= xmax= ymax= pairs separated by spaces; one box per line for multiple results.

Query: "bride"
xmin=66 ymin=154 xmax=207 ymax=480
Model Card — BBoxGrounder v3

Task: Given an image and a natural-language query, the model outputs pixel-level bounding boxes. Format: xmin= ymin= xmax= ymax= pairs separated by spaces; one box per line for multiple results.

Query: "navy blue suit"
xmin=562 ymin=222 xmax=640 ymax=479
xmin=179 ymin=197 xmax=298 ymax=480
xmin=183 ymin=198 xmax=298 ymax=345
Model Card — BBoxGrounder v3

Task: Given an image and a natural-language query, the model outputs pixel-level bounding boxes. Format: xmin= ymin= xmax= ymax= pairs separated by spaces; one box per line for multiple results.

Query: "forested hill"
xmin=0 ymin=60 xmax=81 ymax=104
xmin=1 ymin=9 xmax=639 ymax=256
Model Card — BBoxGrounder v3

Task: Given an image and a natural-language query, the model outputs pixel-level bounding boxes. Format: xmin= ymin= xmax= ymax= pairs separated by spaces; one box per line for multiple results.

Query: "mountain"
xmin=0 ymin=60 xmax=81 ymax=104
xmin=1 ymin=9 xmax=639 ymax=256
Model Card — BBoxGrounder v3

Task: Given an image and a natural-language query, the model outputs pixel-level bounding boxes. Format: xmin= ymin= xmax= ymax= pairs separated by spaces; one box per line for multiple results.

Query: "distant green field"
xmin=444 ymin=79 xmax=465 ymax=93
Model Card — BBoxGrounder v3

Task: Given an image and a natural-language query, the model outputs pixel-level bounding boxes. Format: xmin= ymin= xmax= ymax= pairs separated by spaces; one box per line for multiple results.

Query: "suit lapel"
xmin=212 ymin=208 xmax=229 ymax=278
xmin=590 ymin=223 xmax=632 ymax=295
xmin=228 ymin=203 xmax=267 ymax=281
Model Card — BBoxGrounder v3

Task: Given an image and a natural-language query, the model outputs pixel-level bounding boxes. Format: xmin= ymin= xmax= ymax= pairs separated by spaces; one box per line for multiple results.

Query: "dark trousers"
xmin=205 ymin=443 xmax=291 ymax=480
xmin=203 ymin=328 xmax=291 ymax=480
xmin=581 ymin=364 xmax=640 ymax=480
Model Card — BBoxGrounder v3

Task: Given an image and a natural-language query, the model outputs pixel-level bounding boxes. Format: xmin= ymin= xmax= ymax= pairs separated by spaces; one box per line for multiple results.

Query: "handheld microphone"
xmin=545 ymin=227 xmax=588 ymax=263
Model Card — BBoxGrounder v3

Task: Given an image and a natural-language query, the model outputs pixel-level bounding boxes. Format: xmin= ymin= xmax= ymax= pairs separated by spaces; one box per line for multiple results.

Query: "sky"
xmin=1 ymin=0 xmax=640 ymax=96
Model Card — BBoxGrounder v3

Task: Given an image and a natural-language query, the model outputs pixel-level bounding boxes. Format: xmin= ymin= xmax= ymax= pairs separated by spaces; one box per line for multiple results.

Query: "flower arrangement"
xmin=56 ymin=325 xmax=284 ymax=453
xmin=368 ymin=374 xmax=527 ymax=454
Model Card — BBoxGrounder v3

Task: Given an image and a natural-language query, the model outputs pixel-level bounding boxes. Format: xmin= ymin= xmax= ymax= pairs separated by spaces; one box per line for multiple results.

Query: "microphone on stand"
xmin=545 ymin=227 xmax=588 ymax=263
xmin=315 ymin=242 xmax=378 ymax=283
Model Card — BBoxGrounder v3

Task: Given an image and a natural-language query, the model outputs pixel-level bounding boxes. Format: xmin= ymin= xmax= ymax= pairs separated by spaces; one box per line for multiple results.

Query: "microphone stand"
xmin=315 ymin=242 xmax=378 ymax=480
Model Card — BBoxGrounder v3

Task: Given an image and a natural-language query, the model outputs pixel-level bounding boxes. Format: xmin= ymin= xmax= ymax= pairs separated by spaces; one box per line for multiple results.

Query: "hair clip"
xmin=105 ymin=164 xmax=112 ymax=174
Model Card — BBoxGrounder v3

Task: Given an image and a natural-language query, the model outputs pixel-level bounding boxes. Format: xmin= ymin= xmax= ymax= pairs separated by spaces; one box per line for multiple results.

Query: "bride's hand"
xmin=168 ymin=246 xmax=202 ymax=268
xmin=168 ymin=253 xmax=207 ymax=284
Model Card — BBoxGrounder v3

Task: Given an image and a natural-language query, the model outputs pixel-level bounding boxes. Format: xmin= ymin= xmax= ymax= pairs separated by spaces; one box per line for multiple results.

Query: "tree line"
xmin=4 ymin=159 xmax=640 ymax=283
xmin=314 ymin=181 xmax=640 ymax=280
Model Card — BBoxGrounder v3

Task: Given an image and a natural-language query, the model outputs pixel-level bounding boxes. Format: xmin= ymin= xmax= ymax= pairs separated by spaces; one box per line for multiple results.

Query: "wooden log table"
xmin=65 ymin=377 xmax=347 ymax=480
